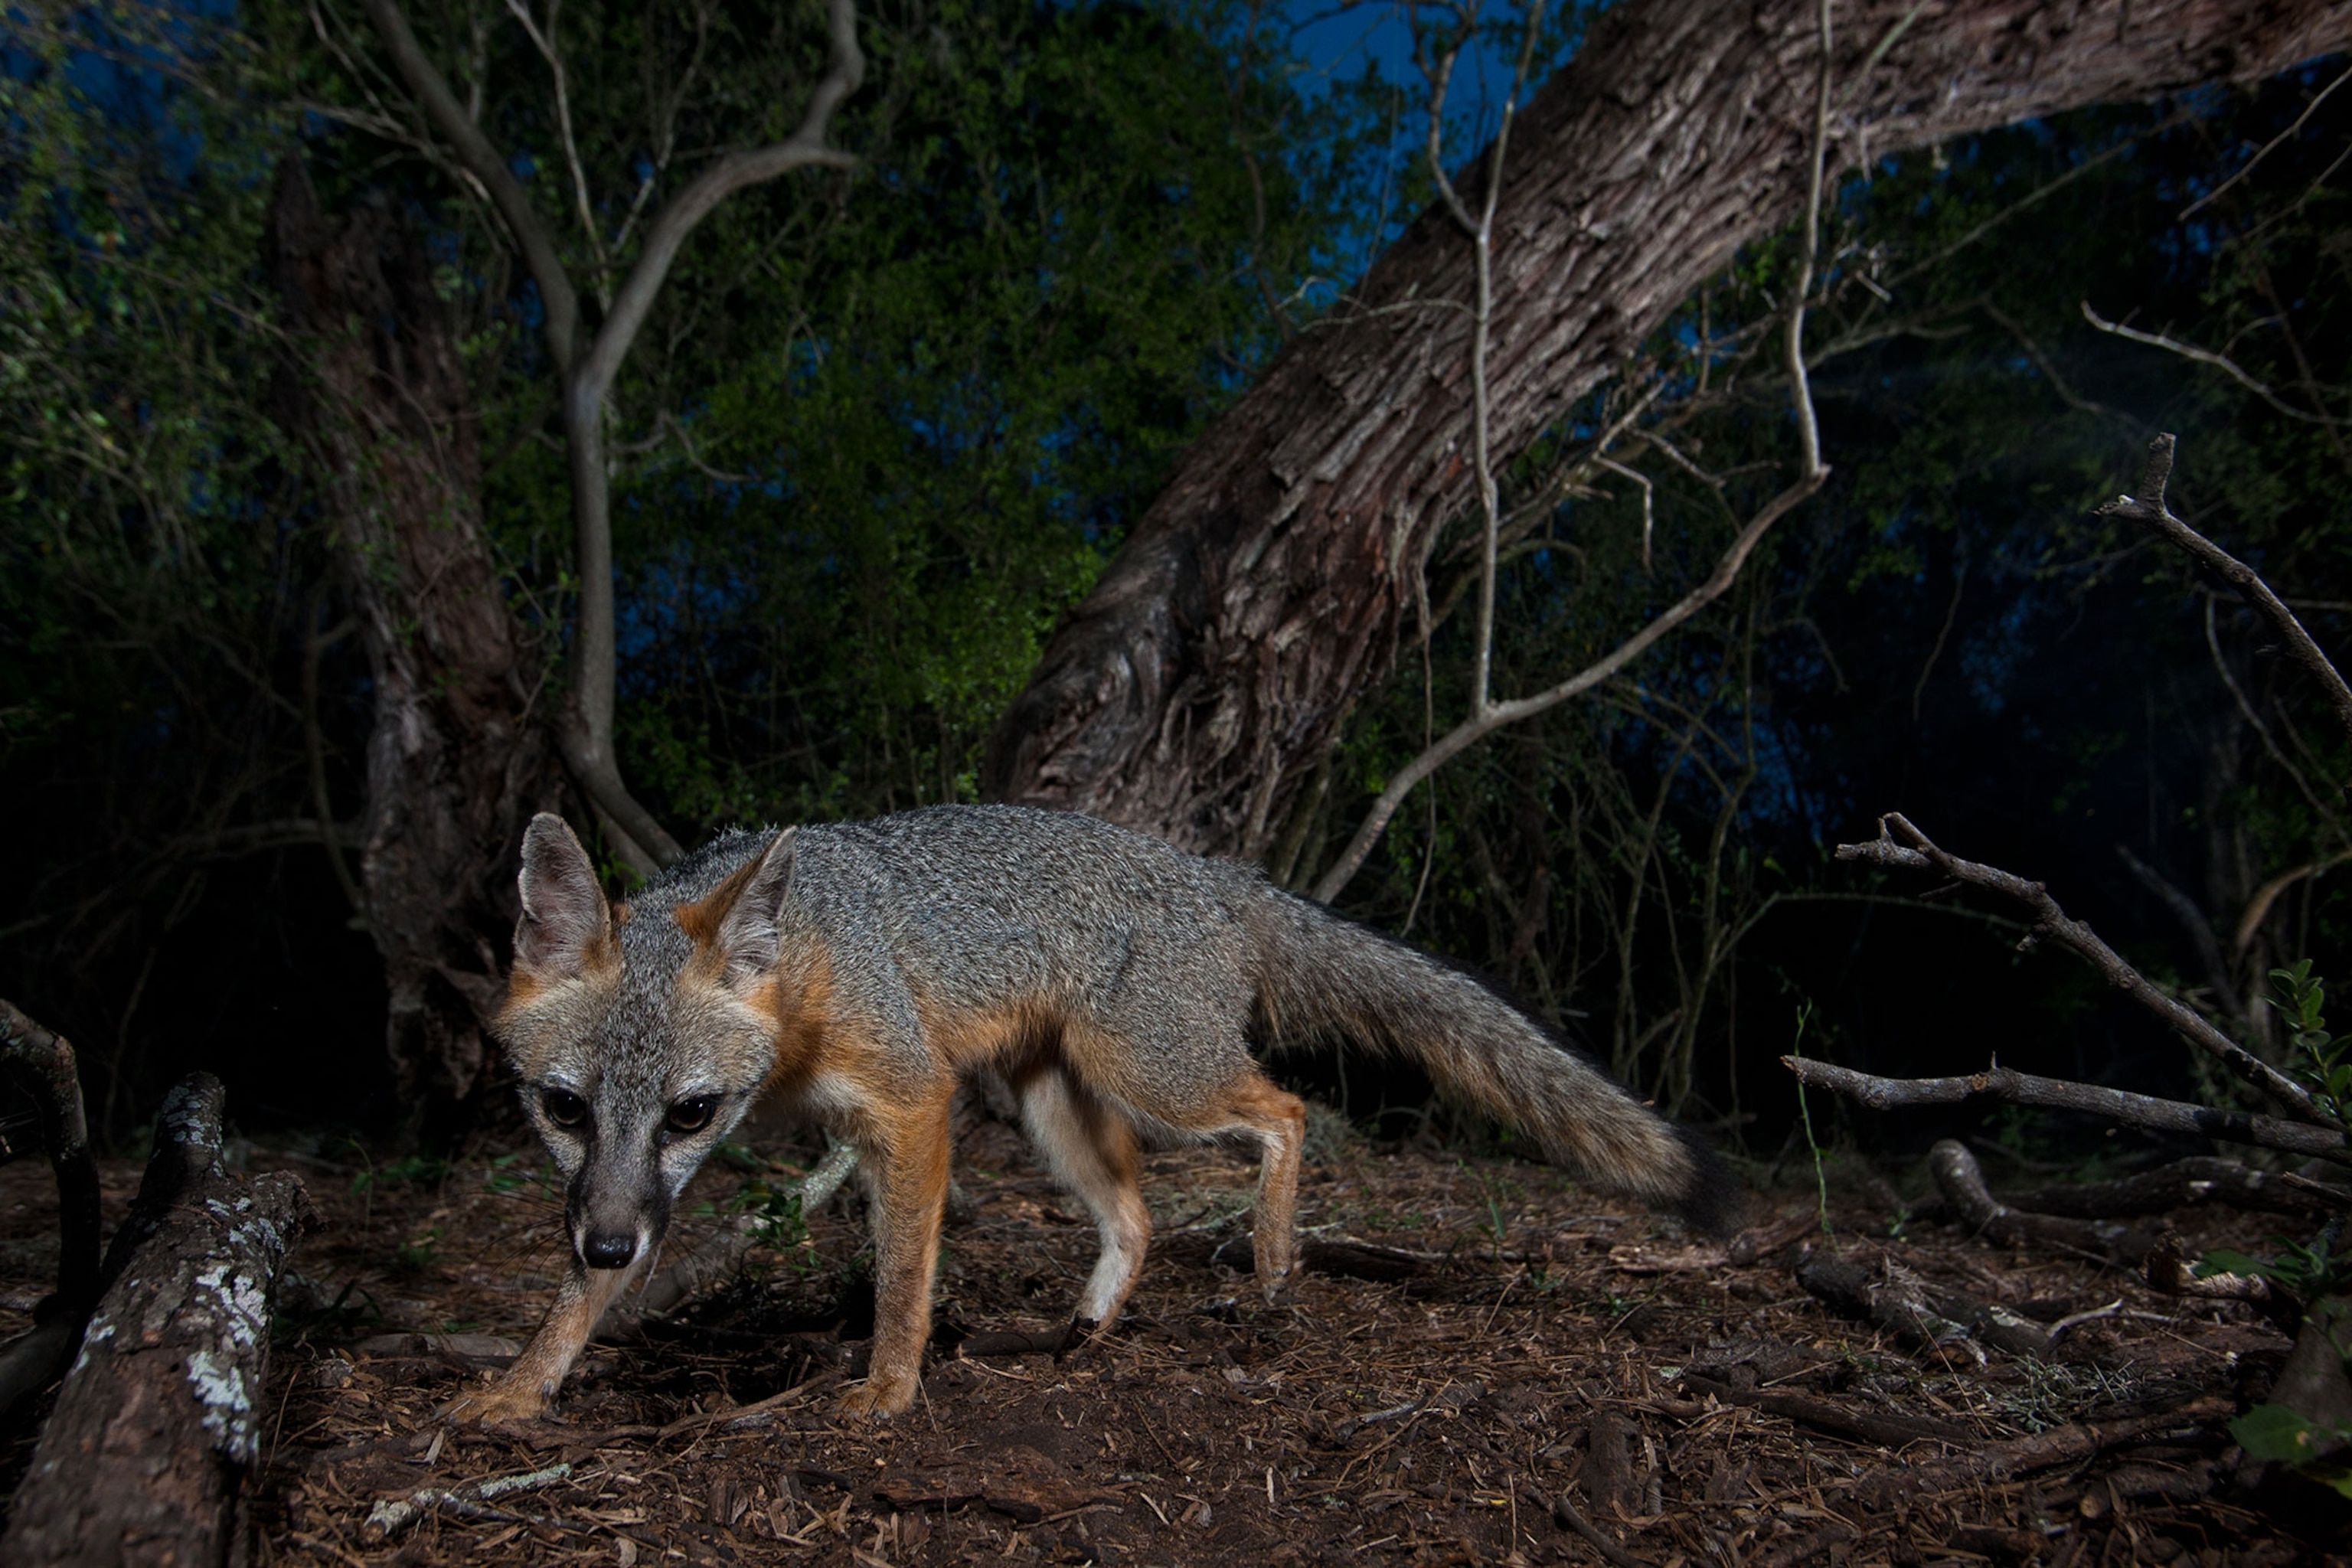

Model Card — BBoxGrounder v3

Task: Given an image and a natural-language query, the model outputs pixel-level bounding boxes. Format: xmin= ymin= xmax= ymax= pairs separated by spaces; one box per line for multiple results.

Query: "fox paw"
xmin=835 ymin=1375 xmax=917 ymax=1422
xmin=442 ymin=1380 xmax=550 ymax=1426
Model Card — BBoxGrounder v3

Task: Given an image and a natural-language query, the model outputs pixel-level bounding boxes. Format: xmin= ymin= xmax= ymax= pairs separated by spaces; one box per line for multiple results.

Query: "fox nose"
xmin=582 ymin=1231 xmax=636 ymax=1269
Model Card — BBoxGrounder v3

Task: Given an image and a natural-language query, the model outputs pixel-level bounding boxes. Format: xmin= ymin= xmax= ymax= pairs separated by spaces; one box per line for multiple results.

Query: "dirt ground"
xmin=1 ymin=1106 xmax=2342 ymax=1566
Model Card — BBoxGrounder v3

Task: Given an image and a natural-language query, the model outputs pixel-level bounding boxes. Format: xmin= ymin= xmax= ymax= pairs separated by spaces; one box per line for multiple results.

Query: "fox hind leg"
xmin=1196 ymin=1070 xmax=1306 ymax=1302
xmin=1019 ymin=1067 xmax=1150 ymax=1334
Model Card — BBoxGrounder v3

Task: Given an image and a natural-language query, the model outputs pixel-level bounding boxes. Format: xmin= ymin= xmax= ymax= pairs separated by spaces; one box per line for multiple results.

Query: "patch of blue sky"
xmin=1276 ymin=0 xmax=1578 ymax=282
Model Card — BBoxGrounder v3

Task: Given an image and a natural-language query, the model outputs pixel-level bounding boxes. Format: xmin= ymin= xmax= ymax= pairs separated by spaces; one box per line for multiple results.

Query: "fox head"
xmin=494 ymin=813 xmax=796 ymax=1273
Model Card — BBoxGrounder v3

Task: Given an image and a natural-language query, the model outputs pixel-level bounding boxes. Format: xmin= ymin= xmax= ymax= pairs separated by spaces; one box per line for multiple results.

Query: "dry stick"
xmin=2082 ymin=309 xmax=2347 ymax=430
xmin=1782 ymin=1055 xmax=2346 ymax=1163
xmin=1674 ymin=1370 xmax=1968 ymax=1449
xmin=1795 ymin=1248 xmax=2054 ymax=1358
xmin=0 ymin=1000 xmax=101 ymax=1421
xmin=2097 ymin=432 xmax=2352 ymax=750
xmin=1854 ymin=1396 xmax=2236 ymax=1510
xmin=2001 ymin=1156 xmax=2347 ymax=1220
xmin=1312 ymin=0 xmax=1836 ymax=903
xmin=1835 ymin=812 xmax=2320 ymax=1120
xmin=1924 ymin=1138 xmax=2158 ymax=1266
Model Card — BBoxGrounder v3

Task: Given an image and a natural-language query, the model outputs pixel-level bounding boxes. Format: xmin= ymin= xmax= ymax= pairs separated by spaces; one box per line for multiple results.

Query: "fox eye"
xmin=665 ymin=1096 xmax=717 ymax=1135
xmin=542 ymin=1088 xmax=589 ymax=1129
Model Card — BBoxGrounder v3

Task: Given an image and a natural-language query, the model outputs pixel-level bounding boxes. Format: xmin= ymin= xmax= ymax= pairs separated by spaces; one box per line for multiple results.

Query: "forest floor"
xmin=0 ymin=1107 xmax=2342 ymax=1566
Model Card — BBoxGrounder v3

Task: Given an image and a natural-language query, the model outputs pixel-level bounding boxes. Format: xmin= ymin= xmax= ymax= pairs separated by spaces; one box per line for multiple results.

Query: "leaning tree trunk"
xmin=985 ymin=0 xmax=2352 ymax=859
xmin=265 ymin=159 xmax=558 ymax=1135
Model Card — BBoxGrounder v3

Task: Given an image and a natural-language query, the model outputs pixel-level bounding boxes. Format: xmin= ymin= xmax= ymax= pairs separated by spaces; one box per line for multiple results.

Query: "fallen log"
xmin=0 ymin=1000 xmax=102 ymax=1422
xmin=0 ymin=1073 xmax=316 ymax=1568
xmin=1927 ymin=1139 xmax=2160 ymax=1266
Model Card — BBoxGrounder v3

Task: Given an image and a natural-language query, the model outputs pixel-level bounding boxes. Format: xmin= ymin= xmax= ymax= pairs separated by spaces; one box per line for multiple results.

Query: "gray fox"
xmin=449 ymin=804 xmax=1736 ymax=1424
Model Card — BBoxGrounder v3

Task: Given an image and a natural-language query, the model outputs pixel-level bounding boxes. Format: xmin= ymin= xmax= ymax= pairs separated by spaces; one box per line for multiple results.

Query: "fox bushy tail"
xmin=1246 ymin=889 xmax=1739 ymax=1235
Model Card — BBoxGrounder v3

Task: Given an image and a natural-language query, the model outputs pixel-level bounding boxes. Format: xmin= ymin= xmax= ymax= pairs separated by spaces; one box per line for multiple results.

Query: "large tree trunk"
xmin=985 ymin=0 xmax=2352 ymax=860
xmin=265 ymin=160 xmax=557 ymax=1135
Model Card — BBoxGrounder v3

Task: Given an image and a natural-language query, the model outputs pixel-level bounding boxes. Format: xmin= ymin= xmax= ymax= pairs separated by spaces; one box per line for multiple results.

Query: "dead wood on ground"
xmin=0 ymin=1074 xmax=315 ymax=1568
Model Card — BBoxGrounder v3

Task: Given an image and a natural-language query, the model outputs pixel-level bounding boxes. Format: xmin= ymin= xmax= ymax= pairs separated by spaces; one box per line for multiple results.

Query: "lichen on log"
xmin=0 ymin=1073 xmax=316 ymax=1568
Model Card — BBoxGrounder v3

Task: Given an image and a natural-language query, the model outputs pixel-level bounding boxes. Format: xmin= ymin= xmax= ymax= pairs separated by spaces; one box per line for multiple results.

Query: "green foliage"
xmin=730 ymin=1175 xmax=815 ymax=1260
xmin=2232 ymin=1404 xmax=2352 ymax=1496
xmin=2199 ymin=1240 xmax=2343 ymax=1302
xmin=2273 ymin=960 xmax=2352 ymax=1129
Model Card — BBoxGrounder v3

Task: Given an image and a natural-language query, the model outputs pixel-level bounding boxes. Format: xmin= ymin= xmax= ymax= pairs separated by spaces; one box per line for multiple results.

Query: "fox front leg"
xmin=836 ymin=1090 xmax=954 ymax=1420
xmin=445 ymin=1252 xmax=643 ymax=1424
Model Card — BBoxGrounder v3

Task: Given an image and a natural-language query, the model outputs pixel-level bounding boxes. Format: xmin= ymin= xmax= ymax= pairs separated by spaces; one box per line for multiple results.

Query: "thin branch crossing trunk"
xmin=987 ymin=0 xmax=2352 ymax=861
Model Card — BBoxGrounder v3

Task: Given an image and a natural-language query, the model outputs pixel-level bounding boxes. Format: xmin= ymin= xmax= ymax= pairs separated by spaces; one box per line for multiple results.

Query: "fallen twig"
xmin=1517 ymin=1482 xmax=1639 ymax=1568
xmin=2001 ymin=1156 xmax=2347 ymax=1220
xmin=1676 ymin=1370 xmax=1969 ymax=1449
xmin=2099 ymin=433 xmax=2352 ymax=750
xmin=362 ymin=1461 xmax=573 ymax=1540
xmin=1854 ymin=1396 xmax=2236 ymax=1508
xmin=1783 ymin=1055 xmax=2344 ymax=1162
xmin=1795 ymin=1248 xmax=2053 ymax=1357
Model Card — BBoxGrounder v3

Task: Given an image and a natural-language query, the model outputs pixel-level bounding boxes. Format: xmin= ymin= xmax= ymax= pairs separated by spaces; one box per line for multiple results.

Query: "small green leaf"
xmin=2233 ymin=1404 xmax=2321 ymax=1463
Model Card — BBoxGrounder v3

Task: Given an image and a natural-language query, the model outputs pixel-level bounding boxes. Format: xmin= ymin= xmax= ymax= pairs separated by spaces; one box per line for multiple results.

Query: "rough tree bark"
xmin=265 ymin=159 xmax=560 ymax=1132
xmin=0 ymin=1076 xmax=315 ymax=1568
xmin=985 ymin=0 xmax=2352 ymax=860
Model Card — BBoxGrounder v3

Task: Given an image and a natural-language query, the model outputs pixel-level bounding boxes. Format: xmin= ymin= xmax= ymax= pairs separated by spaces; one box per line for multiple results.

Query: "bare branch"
xmin=573 ymin=0 xmax=864 ymax=407
xmin=1836 ymin=812 xmax=2320 ymax=1119
xmin=2101 ymin=433 xmax=2352 ymax=753
xmin=1785 ymin=0 xmax=1833 ymax=483
xmin=355 ymin=0 xmax=581 ymax=373
xmin=1312 ymin=0 xmax=1836 ymax=905
xmin=2180 ymin=60 xmax=2352 ymax=220
xmin=2081 ymin=305 xmax=2347 ymax=426
xmin=1782 ymin=1054 xmax=2343 ymax=1161
xmin=1312 ymin=471 xmax=1820 ymax=902
xmin=501 ymin=0 xmax=610 ymax=306
xmin=2114 ymin=842 xmax=2236 ymax=1015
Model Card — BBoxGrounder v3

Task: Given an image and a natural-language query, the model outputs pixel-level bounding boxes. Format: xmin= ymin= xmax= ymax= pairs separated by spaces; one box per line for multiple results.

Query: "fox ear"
xmin=514 ymin=813 xmax=614 ymax=978
xmin=710 ymin=828 xmax=797 ymax=983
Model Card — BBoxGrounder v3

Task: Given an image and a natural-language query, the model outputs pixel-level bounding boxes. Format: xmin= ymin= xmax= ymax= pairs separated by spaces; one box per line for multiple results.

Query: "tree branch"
xmin=354 ymin=0 xmax=580 ymax=373
xmin=571 ymin=0 xmax=864 ymax=407
xmin=1311 ymin=471 xmax=1821 ymax=902
xmin=1781 ymin=1054 xmax=2345 ymax=1162
xmin=2081 ymin=307 xmax=2346 ymax=426
xmin=1835 ymin=812 xmax=2320 ymax=1119
xmin=2098 ymin=432 xmax=2352 ymax=755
